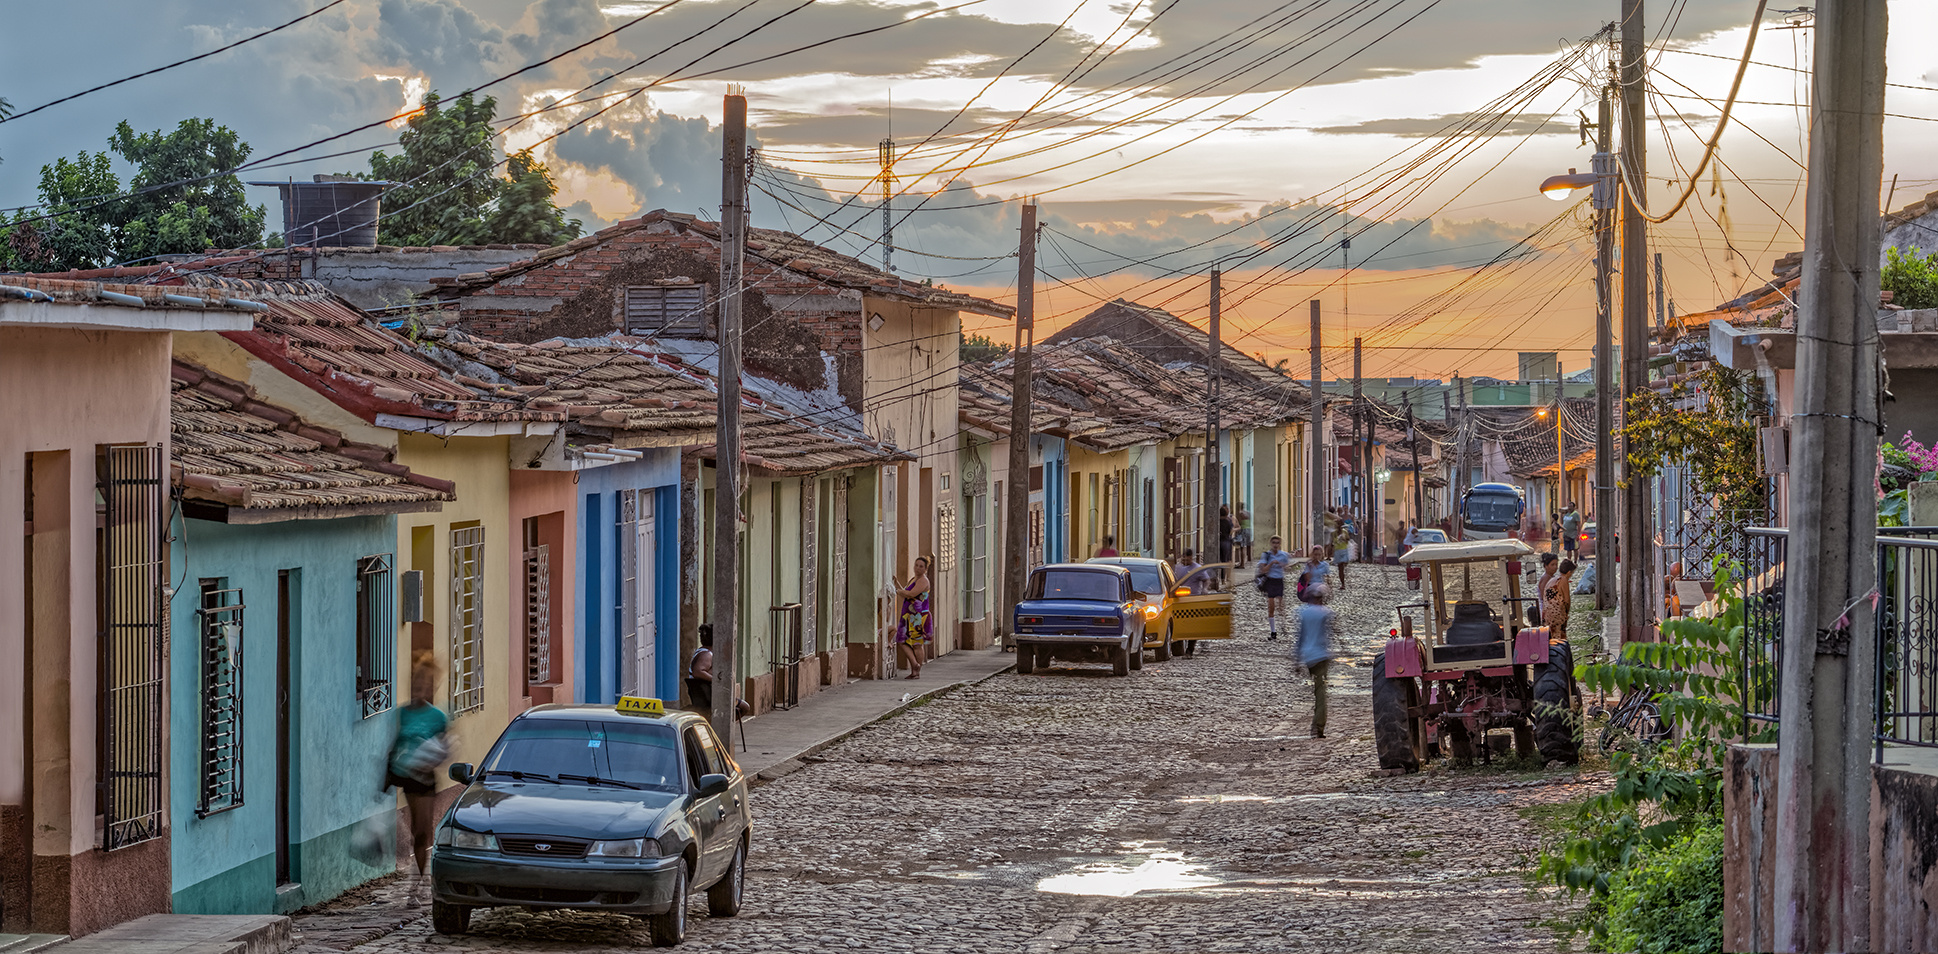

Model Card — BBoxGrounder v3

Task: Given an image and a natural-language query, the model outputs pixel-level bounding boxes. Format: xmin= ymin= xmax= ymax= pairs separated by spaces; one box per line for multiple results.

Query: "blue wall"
xmin=1034 ymin=436 xmax=1069 ymax=563
xmin=574 ymin=451 xmax=683 ymax=704
xmin=167 ymin=512 xmax=400 ymax=915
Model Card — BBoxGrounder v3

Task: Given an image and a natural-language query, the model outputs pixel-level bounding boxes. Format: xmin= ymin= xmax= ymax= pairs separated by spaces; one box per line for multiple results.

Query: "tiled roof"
xmin=0 ymin=273 xmax=262 ymax=311
xmin=427 ymin=331 xmax=911 ymax=476
xmin=428 ymin=210 xmax=1012 ymax=318
xmin=171 ymin=360 xmax=454 ymax=522
xmin=1048 ymin=299 xmax=1290 ymax=386
xmin=178 ymin=275 xmax=564 ymax=424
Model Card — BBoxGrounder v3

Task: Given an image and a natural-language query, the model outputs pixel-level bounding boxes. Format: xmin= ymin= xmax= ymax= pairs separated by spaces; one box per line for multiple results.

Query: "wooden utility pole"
xmin=1452 ymin=374 xmax=1467 ymax=540
xmin=711 ymin=91 xmax=747 ymax=737
xmin=1774 ymin=2 xmax=1886 ymax=949
xmin=1593 ymin=83 xmax=1616 ymax=610
xmin=1308 ymin=301 xmax=1324 ymax=553
xmin=1002 ymin=202 xmax=1037 ymax=646
xmin=1619 ymin=0 xmax=1654 ymax=642
xmin=1352 ymin=337 xmax=1365 ymax=560
xmin=1555 ymin=360 xmax=1567 ymax=544
xmin=1205 ymin=267 xmax=1222 ymax=564
xmin=1654 ymin=251 xmax=1667 ymax=333
xmin=1405 ymin=394 xmax=1423 ymax=533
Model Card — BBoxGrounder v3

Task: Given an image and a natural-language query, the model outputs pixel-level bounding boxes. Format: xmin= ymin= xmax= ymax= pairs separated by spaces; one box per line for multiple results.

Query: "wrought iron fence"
xmin=1739 ymin=526 xmax=1938 ymax=761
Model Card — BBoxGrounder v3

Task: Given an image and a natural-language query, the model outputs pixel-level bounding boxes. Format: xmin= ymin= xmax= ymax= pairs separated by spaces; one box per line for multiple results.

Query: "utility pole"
xmin=711 ymin=91 xmax=747 ymax=738
xmin=878 ymin=138 xmax=895 ymax=274
xmin=1440 ymin=388 xmax=1453 ymax=527
xmin=1774 ymin=2 xmax=1886 ymax=949
xmin=1002 ymin=201 xmax=1037 ymax=649
xmin=1654 ymin=251 xmax=1667 ymax=333
xmin=1555 ymin=360 xmax=1567 ymax=535
xmin=1453 ymin=374 xmax=1467 ymax=540
xmin=1205 ymin=267 xmax=1222 ymax=564
xmin=1352 ymin=337 xmax=1365 ymax=560
xmin=1593 ymin=78 xmax=1616 ymax=611
xmin=1309 ymin=301 xmax=1325 ymax=554
xmin=1405 ymin=395 xmax=1423 ymax=535
xmin=1619 ymin=0 xmax=1654 ymax=642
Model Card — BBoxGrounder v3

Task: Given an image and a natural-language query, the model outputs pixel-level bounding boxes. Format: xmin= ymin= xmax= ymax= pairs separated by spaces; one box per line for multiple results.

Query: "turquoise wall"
xmin=574 ymin=450 xmax=683 ymax=704
xmin=168 ymin=513 xmax=400 ymax=915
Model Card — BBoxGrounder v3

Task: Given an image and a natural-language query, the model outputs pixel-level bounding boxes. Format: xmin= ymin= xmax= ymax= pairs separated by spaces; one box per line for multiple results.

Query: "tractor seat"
xmin=1445 ymin=601 xmax=1502 ymax=646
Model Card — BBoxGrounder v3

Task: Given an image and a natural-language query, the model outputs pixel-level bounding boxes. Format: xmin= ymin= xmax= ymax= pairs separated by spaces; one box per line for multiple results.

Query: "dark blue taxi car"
xmin=430 ymin=698 xmax=750 ymax=946
xmin=1010 ymin=563 xmax=1149 ymax=676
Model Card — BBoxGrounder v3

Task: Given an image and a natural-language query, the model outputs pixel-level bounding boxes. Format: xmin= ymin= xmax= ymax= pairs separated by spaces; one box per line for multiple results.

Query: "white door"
xmin=635 ymin=491 xmax=658 ymax=699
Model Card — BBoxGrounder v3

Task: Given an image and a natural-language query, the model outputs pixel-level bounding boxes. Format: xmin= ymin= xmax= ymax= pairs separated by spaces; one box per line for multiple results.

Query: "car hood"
xmin=1016 ymin=598 xmax=1124 ymax=616
xmin=451 ymin=781 xmax=684 ymax=839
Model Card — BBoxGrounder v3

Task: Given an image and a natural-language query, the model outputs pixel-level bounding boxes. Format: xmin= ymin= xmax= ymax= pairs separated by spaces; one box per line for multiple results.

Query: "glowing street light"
xmin=1540 ymin=167 xmax=1598 ymax=201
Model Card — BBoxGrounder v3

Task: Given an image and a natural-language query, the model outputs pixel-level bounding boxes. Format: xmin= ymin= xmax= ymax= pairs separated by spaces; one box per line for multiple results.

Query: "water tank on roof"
xmin=248 ymin=175 xmax=396 ymax=247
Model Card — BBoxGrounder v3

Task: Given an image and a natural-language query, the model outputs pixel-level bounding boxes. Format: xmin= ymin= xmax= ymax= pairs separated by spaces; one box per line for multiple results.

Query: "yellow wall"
xmin=1066 ymin=443 xmax=1131 ymax=560
xmin=394 ymin=433 xmax=515 ymax=788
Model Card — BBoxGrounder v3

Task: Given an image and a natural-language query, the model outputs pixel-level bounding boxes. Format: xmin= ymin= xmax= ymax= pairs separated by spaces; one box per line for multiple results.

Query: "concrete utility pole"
xmin=1002 ymin=202 xmax=1037 ymax=647
xmin=1618 ymin=0 xmax=1654 ymax=642
xmin=1205 ymin=267 xmax=1222 ymax=563
xmin=1654 ymin=250 xmax=1667 ymax=333
xmin=1309 ymin=301 xmax=1325 ymax=552
xmin=1556 ymin=360 xmax=1567 ymax=519
xmin=1593 ymin=82 xmax=1617 ymax=611
xmin=1405 ymin=394 xmax=1424 ymax=533
xmin=711 ymin=91 xmax=747 ymax=738
xmin=1774 ymin=2 xmax=1886 ymax=949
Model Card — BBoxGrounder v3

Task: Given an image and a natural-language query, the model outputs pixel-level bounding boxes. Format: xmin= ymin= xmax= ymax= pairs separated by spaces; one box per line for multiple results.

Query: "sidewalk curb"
xmin=748 ymin=658 xmax=1016 ymax=788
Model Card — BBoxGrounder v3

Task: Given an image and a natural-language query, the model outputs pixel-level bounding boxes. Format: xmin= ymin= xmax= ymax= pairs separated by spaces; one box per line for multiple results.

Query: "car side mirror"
xmin=1172 ymin=586 xmax=1190 ymax=598
xmin=1130 ymin=590 xmax=1147 ymax=602
xmin=697 ymin=773 xmax=731 ymax=798
xmin=449 ymin=762 xmax=475 ymax=785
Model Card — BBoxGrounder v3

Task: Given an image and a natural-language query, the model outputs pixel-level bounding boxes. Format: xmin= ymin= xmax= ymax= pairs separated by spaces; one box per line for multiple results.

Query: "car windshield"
xmin=1416 ymin=530 xmax=1447 ymax=543
xmin=1463 ymin=493 xmax=1522 ymax=531
xmin=1093 ymin=562 xmax=1163 ymax=594
xmin=481 ymin=718 xmax=682 ymax=793
xmin=1028 ymin=569 xmax=1122 ymax=602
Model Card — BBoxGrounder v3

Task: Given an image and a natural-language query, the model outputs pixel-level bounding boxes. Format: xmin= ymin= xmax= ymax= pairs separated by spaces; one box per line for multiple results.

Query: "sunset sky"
xmin=8 ymin=0 xmax=1938 ymax=378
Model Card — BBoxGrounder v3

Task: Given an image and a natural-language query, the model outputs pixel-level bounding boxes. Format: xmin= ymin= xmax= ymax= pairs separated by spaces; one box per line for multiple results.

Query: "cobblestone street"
xmin=295 ymin=564 xmax=1599 ymax=953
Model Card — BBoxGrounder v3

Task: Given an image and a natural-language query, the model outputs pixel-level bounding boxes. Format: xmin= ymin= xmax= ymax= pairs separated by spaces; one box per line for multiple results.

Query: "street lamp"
xmin=1539 ymin=168 xmax=1597 ymax=200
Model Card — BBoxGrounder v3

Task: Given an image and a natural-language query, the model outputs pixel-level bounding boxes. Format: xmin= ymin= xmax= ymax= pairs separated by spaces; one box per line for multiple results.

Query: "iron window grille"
xmin=356 ymin=554 xmax=396 ymax=718
xmin=525 ymin=544 xmax=551 ymax=686
xmin=964 ymin=492 xmax=987 ymax=620
xmin=98 ymin=444 xmax=167 ymax=849
xmin=196 ymin=582 xmax=245 ymax=816
xmin=450 ymin=526 xmax=486 ymax=714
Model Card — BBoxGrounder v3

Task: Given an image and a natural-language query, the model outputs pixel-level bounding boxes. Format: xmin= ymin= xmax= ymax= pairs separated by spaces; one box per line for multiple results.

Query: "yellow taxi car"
xmin=1085 ymin=557 xmax=1234 ymax=659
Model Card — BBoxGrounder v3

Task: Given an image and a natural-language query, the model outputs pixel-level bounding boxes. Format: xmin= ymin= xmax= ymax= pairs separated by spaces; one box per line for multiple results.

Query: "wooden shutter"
xmin=624 ymin=284 xmax=708 ymax=337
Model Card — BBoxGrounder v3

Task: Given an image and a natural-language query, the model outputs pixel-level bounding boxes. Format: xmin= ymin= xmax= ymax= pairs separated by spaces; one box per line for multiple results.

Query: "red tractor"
xmin=1370 ymin=539 xmax=1579 ymax=771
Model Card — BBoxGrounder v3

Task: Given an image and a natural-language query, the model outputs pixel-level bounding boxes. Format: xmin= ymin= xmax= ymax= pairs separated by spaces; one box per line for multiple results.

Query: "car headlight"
xmin=587 ymin=837 xmax=666 ymax=858
xmin=436 ymin=826 xmax=498 ymax=850
xmin=1142 ymin=605 xmax=1159 ymax=619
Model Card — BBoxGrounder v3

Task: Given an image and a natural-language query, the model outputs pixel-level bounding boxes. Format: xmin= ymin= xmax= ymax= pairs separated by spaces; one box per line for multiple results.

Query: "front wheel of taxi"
xmin=708 ymin=834 xmax=748 ymax=917
xmin=430 ymin=899 xmax=470 ymax=936
xmin=648 ymin=862 xmax=688 ymax=946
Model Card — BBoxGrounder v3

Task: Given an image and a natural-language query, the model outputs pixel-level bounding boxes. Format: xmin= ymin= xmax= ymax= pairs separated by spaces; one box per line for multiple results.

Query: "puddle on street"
xmin=1037 ymin=845 xmax=1222 ymax=897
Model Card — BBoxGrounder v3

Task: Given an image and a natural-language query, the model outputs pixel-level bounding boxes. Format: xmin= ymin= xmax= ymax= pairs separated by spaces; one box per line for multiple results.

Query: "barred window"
xmin=197 ymin=580 xmax=245 ymax=816
xmin=98 ymin=444 xmax=167 ymax=848
xmin=356 ymin=554 xmax=396 ymax=718
xmin=963 ymin=492 xmax=987 ymax=620
xmin=524 ymin=543 xmax=552 ymax=687
xmin=450 ymin=526 xmax=486 ymax=714
xmin=624 ymin=284 xmax=708 ymax=337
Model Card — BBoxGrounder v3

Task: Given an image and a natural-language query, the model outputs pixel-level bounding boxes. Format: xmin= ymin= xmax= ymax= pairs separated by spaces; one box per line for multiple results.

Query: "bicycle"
xmin=1592 ymin=683 xmax=1672 ymax=756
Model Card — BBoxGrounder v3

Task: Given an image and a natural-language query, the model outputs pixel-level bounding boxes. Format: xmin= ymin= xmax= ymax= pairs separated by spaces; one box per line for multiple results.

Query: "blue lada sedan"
xmin=430 ymin=698 xmax=750 ymax=946
xmin=1010 ymin=563 xmax=1148 ymax=676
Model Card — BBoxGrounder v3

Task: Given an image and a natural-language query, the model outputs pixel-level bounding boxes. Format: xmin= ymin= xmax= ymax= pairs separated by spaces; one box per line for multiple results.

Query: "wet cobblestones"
xmin=295 ymin=564 xmax=1600 ymax=953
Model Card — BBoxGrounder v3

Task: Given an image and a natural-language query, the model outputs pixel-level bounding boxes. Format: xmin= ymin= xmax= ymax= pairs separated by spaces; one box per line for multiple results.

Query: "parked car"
xmin=1577 ymin=522 xmax=1598 ymax=554
xmin=1084 ymin=557 xmax=1235 ymax=659
xmin=1012 ymin=563 xmax=1150 ymax=676
xmin=431 ymin=698 xmax=750 ymax=947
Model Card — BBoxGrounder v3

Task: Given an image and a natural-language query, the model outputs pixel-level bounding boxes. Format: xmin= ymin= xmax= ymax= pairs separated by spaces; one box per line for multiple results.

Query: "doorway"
xmin=275 ymin=570 xmax=296 ymax=887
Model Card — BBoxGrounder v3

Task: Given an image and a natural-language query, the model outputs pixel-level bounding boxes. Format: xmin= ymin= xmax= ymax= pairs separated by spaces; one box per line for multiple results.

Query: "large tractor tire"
xmin=1370 ymin=651 xmax=1422 ymax=773
xmin=1533 ymin=641 xmax=1581 ymax=764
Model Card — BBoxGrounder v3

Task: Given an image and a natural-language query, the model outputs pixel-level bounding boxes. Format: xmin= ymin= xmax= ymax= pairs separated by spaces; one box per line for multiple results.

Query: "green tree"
xmin=483 ymin=149 xmax=580 ymax=246
xmin=1882 ymin=245 xmax=1938 ymax=309
xmin=960 ymin=331 xmax=1012 ymax=362
xmin=1 ymin=117 xmax=264 ymax=271
xmin=359 ymin=92 xmax=581 ymax=247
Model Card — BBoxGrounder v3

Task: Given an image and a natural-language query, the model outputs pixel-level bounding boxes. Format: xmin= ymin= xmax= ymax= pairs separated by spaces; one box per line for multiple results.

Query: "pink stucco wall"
xmin=510 ymin=469 xmax=579 ymax=710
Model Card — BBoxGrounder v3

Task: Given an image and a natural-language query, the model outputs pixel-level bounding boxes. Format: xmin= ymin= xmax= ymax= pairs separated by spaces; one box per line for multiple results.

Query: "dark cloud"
xmin=373 ymin=0 xmax=513 ymax=85
xmin=1312 ymin=112 xmax=1573 ymax=138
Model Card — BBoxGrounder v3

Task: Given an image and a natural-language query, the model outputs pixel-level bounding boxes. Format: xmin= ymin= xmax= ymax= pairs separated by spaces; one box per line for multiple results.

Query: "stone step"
xmin=0 ymin=934 xmax=71 ymax=954
xmin=49 ymin=915 xmax=290 ymax=954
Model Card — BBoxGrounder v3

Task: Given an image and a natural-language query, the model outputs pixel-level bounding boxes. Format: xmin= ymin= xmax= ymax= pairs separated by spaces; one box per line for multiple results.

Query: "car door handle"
xmin=716 ymin=806 xmax=728 ymax=819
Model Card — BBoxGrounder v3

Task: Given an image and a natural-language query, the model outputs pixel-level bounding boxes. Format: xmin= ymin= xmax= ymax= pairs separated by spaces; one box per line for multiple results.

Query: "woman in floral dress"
xmin=896 ymin=555 xmax=934 ymax=679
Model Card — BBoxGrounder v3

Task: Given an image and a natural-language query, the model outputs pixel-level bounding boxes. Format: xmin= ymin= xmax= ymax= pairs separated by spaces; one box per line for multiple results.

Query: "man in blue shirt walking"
xmin=1257 ymin=534 xmax=1294 ymax=640
xmin=1298 ymin=583 xmax=1338 ymax=738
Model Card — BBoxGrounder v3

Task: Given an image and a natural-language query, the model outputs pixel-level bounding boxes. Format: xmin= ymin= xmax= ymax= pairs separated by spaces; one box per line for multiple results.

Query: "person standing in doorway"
xmin=1543 ymin=559 xmax=1576 ymax=643
xmin=1234 ymin=502 xmax=1254 ymax=565
xmin=895 ymin=555 xmax=934 ymax=679
xmin=1256 ymin=535 xmax=1294 ymax=641
xmin=1095 ymin=535 xmax=1119 ymax=558
xmin=1298 ymin=583 xmax=1337 ymax=738
xmin=1217 ymin=505 xmax=1237 ymax=566
xmin=385 ymin=651 xmax=449 ymax=903
xmin=1560 ymin=503 xmax=1583 ymax=559
xmin=1534 ymin=553 xmax=1559 ymax=627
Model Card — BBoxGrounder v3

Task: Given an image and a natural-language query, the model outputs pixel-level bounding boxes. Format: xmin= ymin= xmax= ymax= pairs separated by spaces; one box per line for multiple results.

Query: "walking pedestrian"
xmin=1174 ymin=548 xmax=1208 ymax=657
xmin=1256 ymin=535 xmax=1294 ymax=641
xmin=1095 ymin=534 xmax=1119 ymax=558
xmin=1330 ymin=520 xmax=1353 ymax=590
xmin=895 ymin=555 xmax=934 ymax=679
xmin=1217 ymin=505 xmax=1237 ymax=566
xmin=1543 ymin=559 xmax=1576 ymax=643
xmin=1298 ymin=582 xmax=1337 ymax=738
xmin=1401 ymin=522 xmax=1418 ymax=555
xmin=1560 ymin=503 xmax=1582 ymax=559
xmin=1297 ymin=545 xmax=1333 ymax=601
xmin=385 ymin=651 xmax=449 ymax=903
xmin=1235 ymin=502 xmax=1254 ymax=565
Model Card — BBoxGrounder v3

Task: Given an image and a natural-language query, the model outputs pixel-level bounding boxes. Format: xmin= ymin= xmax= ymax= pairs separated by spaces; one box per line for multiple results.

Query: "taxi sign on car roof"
xmin=615 ymin=695 xmax=666 ymax=716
